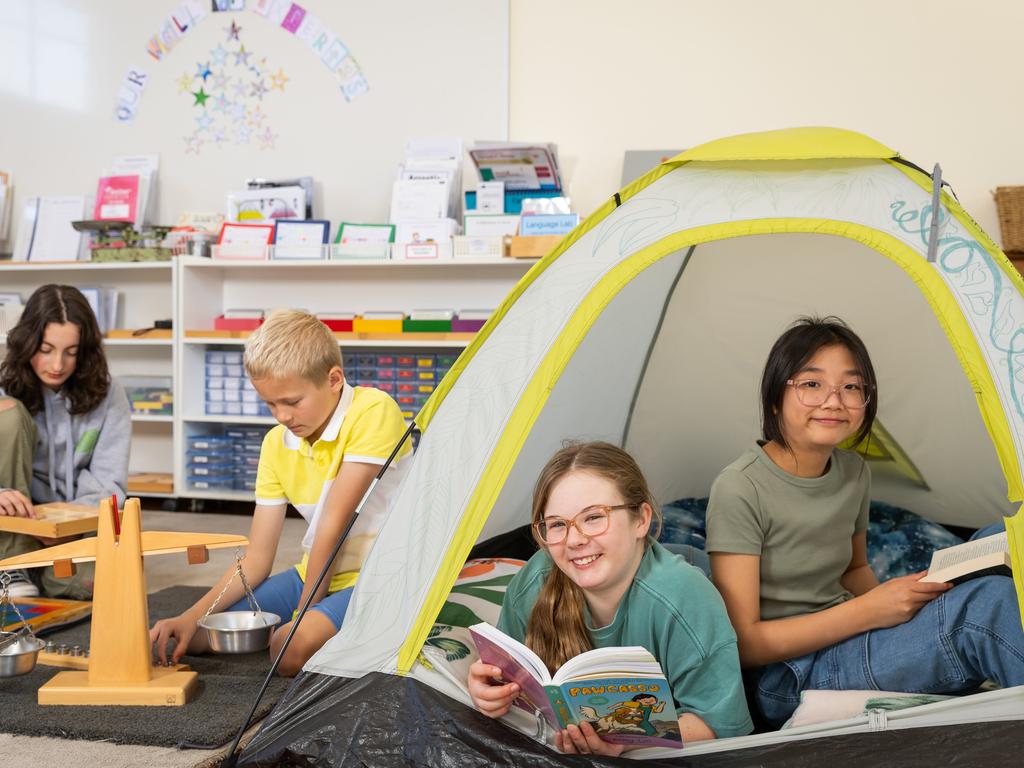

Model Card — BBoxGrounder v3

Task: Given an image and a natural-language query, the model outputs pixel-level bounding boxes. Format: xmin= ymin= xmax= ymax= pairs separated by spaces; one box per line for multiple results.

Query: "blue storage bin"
xmin=186 ymin=464 xmax=234 ymax=478
xmin=188 ymin=477 xmax=235 ymax=491
xmin=188 ymin=435 xmax=233 ymax=451
xmin=223 ymin=351 xmax=244 ymax=365
xmin=206 ymin=350 xmax=226 ymax=364
xmin=206 ymin=363 xmax=228 ymax=377
xmin=206 ymin=402 xmax=226 ymax=415
xmin=207 ymin=377 xmax=225 ymax=390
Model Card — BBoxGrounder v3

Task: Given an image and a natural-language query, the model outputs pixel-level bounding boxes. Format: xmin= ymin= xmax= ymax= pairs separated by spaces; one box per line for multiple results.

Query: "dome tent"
xmin=238 ymin=128 xmax=1024 ymax=766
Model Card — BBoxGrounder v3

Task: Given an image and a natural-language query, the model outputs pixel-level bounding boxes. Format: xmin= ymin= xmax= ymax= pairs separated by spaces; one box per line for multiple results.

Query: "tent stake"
xmin=220 ymin=420 xmax=417 ymax=768
xmin=926 ymin=162 xmax=943 ymax=262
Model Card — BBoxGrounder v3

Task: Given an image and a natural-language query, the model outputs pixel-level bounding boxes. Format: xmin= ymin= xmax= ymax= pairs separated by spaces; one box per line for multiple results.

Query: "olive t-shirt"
xmin=705 ymin=442 xmax=870 ymax=621
xmin=496 ymin=541 xmax=753 ymax=738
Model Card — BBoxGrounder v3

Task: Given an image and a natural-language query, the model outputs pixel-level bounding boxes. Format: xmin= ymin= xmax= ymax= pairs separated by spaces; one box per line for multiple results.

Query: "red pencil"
xmin=111 ymin=493 xmax=121 ymax=536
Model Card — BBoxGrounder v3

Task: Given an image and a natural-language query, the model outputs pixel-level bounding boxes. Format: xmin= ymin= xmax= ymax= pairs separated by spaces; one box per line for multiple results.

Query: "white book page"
xmin=929 ymin=532 xmax=1008 ymax=572
xmin=30 ymin=196 xmax=85 ymax=261
xmin=553 ymin=645 xmax=660 ymax=684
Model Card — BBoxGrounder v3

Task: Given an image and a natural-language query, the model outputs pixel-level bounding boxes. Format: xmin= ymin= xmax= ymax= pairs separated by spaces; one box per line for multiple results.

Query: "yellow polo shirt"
xmin=255 ymin=385 xmax=412 ymax=591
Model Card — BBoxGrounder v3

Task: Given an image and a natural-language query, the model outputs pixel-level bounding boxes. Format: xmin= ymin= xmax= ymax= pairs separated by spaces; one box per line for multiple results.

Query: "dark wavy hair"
xmin=760 ymin=316 xmax=877 ymax=451
xmin=0 ymin=285 xmax=110 ymax=415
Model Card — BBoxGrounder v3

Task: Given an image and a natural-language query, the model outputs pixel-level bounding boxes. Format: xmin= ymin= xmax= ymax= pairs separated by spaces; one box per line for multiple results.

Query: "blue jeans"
xmin=755 ymin=522 xmax=1023 ymax=727
xmin=227 ymin=567 xmax=353 ymax=631
xmin=661 ymin=542 xmax=712 ymax=578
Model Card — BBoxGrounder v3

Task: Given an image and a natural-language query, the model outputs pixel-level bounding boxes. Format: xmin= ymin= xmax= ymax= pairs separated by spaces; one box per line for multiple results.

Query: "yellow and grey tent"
xmin=239 ymin=128 xmax=1024 ymax=766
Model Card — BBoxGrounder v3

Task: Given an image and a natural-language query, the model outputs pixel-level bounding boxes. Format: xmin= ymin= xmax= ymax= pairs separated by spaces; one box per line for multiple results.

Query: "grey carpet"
xmin=0 ymin=586 xmax=292 ymax=749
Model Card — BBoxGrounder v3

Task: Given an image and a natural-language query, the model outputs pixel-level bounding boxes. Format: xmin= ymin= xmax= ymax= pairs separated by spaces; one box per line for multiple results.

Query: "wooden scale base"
xmin=0 ymin=497 xmax=247 ymax=706
xmin=39 ymin=666 xmax=199 ymax=706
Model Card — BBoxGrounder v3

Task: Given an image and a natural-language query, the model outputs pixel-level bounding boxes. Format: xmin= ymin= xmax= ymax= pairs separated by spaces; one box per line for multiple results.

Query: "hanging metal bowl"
xmin=0 ymin=632 xmax=45 ymax=677
xmin=199 ymin=611 xmax=280 ymax=654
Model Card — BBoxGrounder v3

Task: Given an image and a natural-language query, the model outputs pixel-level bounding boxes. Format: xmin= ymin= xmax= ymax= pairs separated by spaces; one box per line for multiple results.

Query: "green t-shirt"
xmin=496 ymin=541 xmax=753 ymax=739
xmin=705 ymin=442 xmax=870 ymax=621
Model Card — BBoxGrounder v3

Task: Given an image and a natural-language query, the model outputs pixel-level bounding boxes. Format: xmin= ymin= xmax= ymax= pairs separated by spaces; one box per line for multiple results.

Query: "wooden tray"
xmin=128 ymin=473 xmax=174 ymax=494
xmin=0 ymin=502 xmax=98 ymax=538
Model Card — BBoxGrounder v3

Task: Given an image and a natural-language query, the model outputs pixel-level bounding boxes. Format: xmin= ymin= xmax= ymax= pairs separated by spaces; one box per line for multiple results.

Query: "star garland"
xmin=179 ymin=25 xmax=287 ymax=154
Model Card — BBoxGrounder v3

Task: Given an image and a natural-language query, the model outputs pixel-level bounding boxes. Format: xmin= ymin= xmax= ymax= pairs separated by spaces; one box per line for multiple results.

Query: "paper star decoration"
xmin=212 ymin=128 xmax=229 ymax=148
xmin=195 ymin=111 xmax=214 ymax=132
xmin=249 ymin=80 xmax=268 ymax=101
xmin=248 ymin=105 xmax=266 ymax=127
xmin=176 ymin=72 xmax=194 ymax=94
xmin=234 ymin=45 xmax=250 ymax=67
xmin=231 ymin=102 xmax=247 ymax=122
xmin=210 ymin=72 xmax=228 ymax=91
xmin=210 ymin=44 xmax=228 ymax=66
xmin=212 ymin=93 xmax=231 ymax=113
xmin=192 ymin=87 xmax=210 ymax=106
xmin=232 ymin=79 xmax=248 ymax=99
xmin=257 ymin=127 xmax=277 ymax=150
xmin=195 ymin=61 xmax=211 ymax=80
xmin=270 ymin=68 xmax=289 ymax=91
xmin=234 ymin=124 xmax=252 ymax=145
xmin=226 ymin=21 xmax=241 ymax=41
xmin=184 ymin=133 xmax=203 ymax=155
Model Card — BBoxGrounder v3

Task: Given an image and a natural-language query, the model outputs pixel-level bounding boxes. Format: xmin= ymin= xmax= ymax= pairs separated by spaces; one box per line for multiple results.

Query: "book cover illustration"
xmin=94 ymin=175 xmax=140 ymax=222
xmin=561 ymin=677 xmax=681 ymax=747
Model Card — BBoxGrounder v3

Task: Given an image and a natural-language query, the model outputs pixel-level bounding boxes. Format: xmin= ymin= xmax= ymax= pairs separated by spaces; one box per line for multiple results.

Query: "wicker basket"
xmin=993 ymin=186 xmax=1024 ymax=254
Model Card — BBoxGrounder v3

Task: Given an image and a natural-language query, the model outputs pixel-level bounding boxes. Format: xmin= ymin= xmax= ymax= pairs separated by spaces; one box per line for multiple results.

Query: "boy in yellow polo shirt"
xmin=151 ymin=310 xmax=411 ymax=675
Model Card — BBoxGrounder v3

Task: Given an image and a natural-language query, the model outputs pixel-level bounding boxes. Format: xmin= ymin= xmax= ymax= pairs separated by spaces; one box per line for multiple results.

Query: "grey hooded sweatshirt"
xmin=28 ymin=379 xmax=131 ymax=506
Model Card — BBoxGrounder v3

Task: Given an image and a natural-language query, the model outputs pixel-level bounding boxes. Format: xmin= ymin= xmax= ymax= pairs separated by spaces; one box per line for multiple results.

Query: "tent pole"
xmin=927 ymin=163 xmax=943 ymax=262
xmin=219 ymin=420 xmax=418 ymax=768
xmin=621 ymin=246 xmax=695 ymax=446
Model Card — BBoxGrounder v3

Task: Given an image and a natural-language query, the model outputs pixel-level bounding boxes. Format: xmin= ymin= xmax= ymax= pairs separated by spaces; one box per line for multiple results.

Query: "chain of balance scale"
xmin=198 ymin=549 xmax=279 ymax=654
xmin=0 ymin=571 xmax=47 ymax=676
xmin=204 ymin=548 xmax=263 ymax=618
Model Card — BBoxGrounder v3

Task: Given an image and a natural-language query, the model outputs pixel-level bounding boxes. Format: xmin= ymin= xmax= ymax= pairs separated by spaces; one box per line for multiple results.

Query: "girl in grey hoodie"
xmin=0 ymin=284 xmax=130 ymax=598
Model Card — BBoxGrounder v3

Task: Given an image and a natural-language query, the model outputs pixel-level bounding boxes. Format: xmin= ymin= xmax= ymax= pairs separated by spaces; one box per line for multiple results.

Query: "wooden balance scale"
xmin=0 ymin=497 xmax=247 ymax=705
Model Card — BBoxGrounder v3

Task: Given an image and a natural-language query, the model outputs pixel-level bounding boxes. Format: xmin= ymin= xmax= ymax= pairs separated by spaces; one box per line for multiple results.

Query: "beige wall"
xmin=509 ymin=0 xmax=1023 ymax=240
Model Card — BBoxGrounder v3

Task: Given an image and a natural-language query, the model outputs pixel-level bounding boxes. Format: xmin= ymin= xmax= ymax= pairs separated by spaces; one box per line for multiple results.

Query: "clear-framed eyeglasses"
xmin=533 ymin=504 xmax=638 ymax=545
xmin=786 ymin=378 xmax=872 ymax=409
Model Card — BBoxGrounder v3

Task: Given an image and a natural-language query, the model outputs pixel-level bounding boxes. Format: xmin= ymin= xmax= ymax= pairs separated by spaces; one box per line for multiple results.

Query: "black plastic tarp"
xmin=236 ymin=671 xmax=1022 ymax=767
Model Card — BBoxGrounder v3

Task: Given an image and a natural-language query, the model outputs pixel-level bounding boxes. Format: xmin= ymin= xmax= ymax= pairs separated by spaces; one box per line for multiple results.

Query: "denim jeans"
xmin=227 ymin=567 xmax=353 ymax=631
xmin=755 ymin=522 xmax=1023 ymax=727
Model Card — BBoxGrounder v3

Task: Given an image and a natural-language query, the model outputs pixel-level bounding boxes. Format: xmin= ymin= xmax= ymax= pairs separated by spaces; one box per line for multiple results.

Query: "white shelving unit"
xmin=0 ymin=261 xmax=176 ymax=492
xmin=1 ymin=256 xmax=536 ymax=503
xmin=174 ymin=256 xmax=533 ymax=502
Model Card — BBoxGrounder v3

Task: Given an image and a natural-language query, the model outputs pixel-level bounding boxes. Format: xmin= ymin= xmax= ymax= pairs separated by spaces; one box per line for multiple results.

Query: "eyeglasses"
xmin=786 ymin=378 xmax=872 ymax=409
xmin=533 ymin=504 xmax=638 ymax=545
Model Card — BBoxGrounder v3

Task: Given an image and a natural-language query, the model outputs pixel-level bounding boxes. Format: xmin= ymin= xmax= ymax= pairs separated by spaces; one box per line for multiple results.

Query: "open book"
xmin=469 ymin=623 xmax=682 ymax=748
xmin=921 ymin=531 xmax=1011 ymax=584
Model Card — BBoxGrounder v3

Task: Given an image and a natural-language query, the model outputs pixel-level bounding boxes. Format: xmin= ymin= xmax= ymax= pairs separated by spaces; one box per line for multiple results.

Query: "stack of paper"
xmin=11 ymin=196 xmax=88 ymax=262
xmin=103 ymin=154 xmax=159 ymax=230
xmin=390 ymin=138 xmax=463 ymax=259
xmin=469 ymin=142 xmax=562 ymax=191
xmin=78 ymin=287 xmax=119 ymax=334
xmin=0 ymin=171 xmax=11 ymax=243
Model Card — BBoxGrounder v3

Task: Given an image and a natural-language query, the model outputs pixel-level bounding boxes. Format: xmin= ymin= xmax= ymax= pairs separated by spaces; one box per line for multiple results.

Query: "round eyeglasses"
xmin=533 ymin=504 xmax=638 ymax=545
xmin=786 ymin=378 xmax=871 ymax=409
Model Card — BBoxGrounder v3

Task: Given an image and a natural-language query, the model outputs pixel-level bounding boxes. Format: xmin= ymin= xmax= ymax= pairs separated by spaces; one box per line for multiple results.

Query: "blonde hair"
xmin=243 ymin=309 xmax=342 ymax=382
xmin=525 ymin=441 xmax=662 ymax=674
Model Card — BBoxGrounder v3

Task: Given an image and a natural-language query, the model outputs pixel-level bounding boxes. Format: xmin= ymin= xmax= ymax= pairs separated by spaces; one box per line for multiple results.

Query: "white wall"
xmin=509 ymin=0 xmax=1024 ymax=240
xmin=2 ymin=1 xmax=1021 ymax=247
xmin=0 ymin=0 xmax=508 ymax=239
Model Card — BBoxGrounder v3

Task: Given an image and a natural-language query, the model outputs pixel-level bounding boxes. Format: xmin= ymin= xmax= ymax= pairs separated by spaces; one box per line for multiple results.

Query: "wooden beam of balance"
xmin=0 ymin=497 xmax=248 ymax=706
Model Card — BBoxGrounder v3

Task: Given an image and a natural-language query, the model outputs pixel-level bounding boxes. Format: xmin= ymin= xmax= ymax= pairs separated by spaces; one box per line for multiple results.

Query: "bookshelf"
xmin=2 ymin=256 xmax=535 ymax=503
xmin=0 ymin=261 xmax=175 ymax=492
xmin=174 ymin=256 xmax=532 ymax=502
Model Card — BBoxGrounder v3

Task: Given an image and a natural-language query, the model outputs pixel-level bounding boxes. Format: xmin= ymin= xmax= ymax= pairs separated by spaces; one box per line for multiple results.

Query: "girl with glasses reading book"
xmin=468 ymin=441 xmax=752 ymax=755
xmin=706 ymin=316 xmax=1024 ymax=728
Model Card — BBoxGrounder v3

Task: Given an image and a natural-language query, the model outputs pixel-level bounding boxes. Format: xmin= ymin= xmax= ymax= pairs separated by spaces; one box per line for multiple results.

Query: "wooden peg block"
xmin=186 ymin=545 xmax=209 ymax=565
xmin=53 ymin=559 xmax=76 ymax=579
